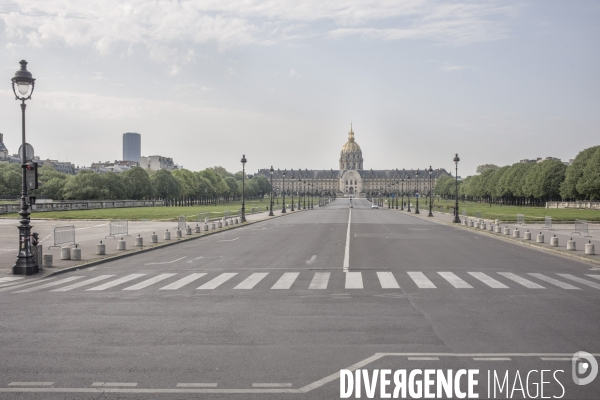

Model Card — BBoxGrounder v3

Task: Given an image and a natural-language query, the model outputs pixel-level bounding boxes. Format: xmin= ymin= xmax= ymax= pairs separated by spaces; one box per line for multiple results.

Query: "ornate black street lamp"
xmin=407 ymin=176 xmax=412 ymax=212
xmin=303 ymin=180 xmax=306 ymax=209
xmin=395 ymin=180 xmax=399 ymax=209
xmin=241 ymin=155 xmax=247 ymax=222
xmin=290 ymin=170 xmax=295 ymax=212
xmin=415 ymin=169 xmax=420 ymax=214
xmin=298 ymin=177 xmax=302 ymax=210
xmin=269 ymin=165 xmax=274 ymax=216
xmin=282 ymin=169 xmax=287 ymax=213
xmin=428 ymin=165 xmax=433 ymax=217
xmin=310 ymin=182 xmax=314 ymax=209
xmin=453 ymin=154 xmax=461 ymax=223
xmin=400 ymin=177 xmax=405 ymax=210
xmin=12 ymin=60 xmax=38 ymax=275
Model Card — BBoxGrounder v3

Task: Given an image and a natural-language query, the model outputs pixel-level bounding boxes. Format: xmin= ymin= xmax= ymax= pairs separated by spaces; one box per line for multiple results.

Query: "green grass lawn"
xmin=425 ymin=199 xmax=600 ymax=222
xmin=0 ymin=199 xmax=276 ymax=221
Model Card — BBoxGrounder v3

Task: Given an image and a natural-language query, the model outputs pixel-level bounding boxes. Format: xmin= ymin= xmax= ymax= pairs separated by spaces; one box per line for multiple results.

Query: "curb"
xmin=30 ymin=210 xmax=303 ymax=280
xmin=396 ymin=209 xmax=600 ymax=267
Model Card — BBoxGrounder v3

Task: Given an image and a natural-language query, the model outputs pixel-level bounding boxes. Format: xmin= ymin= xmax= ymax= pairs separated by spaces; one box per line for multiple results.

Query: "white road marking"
xmin=343 ymin=209 xmax=351 ymax=272
xmin=528 ymin=273 xmax=580 ymax=290
xmin=557 ymin=274 xmax=600 ymax=290
xmin=308 ymin=272 xmax=330 ymax=289
xmin=345 ymin=272 xmax=363 ymax=289
xmin=305 ymin=255 xmax=317 ymax=265
xmin=271 ymin=272 xmax=300 ymax=289
xmin=407 ymin=272 xmax=436 ymax=288
xmin=0 ymin=277 xmax=57 ymax=292
xmin=541 ymin=357 xmax=570 ymax=361
xmin=123 ymin=274 xmax=177 ymax=290
xmin=186 ymin=256 xmax=203 ymax=263
xmin=8 ymin=382 xmax=53 ymax=386
xmin=176 ymin=383 xmax=218 ymax=388
xmin=438 ymin=272 xmax=473 ymax=288
xmin=197 ymin=273 xmax=237 ymax=290
xmin=160 ymin=273 xmax=207 ymax=290
xmin=376 ymin=272 xmax=400 ymax=289
xmin=234 ymin=273 xmax=268 ymax=289
xmin=468 ymin=272 xmax=509 ymax=288
xmin=87 ymin=274 xmax=146 ymax=291
xmin=586 ymin=274 xmax=600 ymax=280
xmin=408 ymin=357 xmax=439 ymax=360
xmin=52 ymin=275 xmax=115 ymax=292
xmin=13 ymin=276 xmax=84 ymax=293
xmin=145 ymin=257 xmax=186 ymax=266
xmin=92 ymin=382 xmax=137 ymax=387
xmin=473 ymin=357 xmax=511 ymax=361
xmin=497 ymin=273 xmax=545 ymax=289
xmin=0 ymin=277 xmax=24 ymax=283
xmin=252 ymin=383 xmax=292 ymax=388
xmin=217 ymin=237 xmax=239 ymax=242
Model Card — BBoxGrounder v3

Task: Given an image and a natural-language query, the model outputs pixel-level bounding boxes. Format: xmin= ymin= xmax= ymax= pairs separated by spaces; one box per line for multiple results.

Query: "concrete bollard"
xmin=118 ymin=238 xmax=127 ymax=250
xmin=488 ymin=224 xmax=493 ymax=231
xmin=186 ymin=226 xmax=192 ymax=235
xmin=524 ymin=231 xmax=531 ymax=240
xmin=195 ymin=224 xmax=201 ymax=233
xmin=32 ymin=244 xmax=43 ymax=267
xmin=503 ymin=227 xmax=510 ymax=235
xmin=204 ymin=223 xmax=209 ymax=231
xmin=217 ymin=221 xmax=222 ymax=228
xmin=176 ymin=229 xmax=182 ymax=238
xmin=537 ymin=233 xmax=544 ymax=243
xmin=135 ymin=234 xmax=143 ymax=247
xmin=61 ymin=247 xmax=71 ymax=260
xmin=43 ymin=254 xmax=53 ymax=268
xmin=205 ymin=217 xmax=210 ymax=223
xmin=480 ymin=222 xmax=486 ymax=230
xmin=585 ymin=242 xmax=595 ymax=255
xmin=224 ymin=219 xmax=229 ymax=227
xmin=151 ymin=232 xmax=158 ymax=243
xmin=513 ymin=229 xmax=520 ymax=238
xmin=70 ymin=246 xmax=81 ymax=261
xmin=97 ymin=241 xmax=106 ymax=255
xmin=495 ymin=219 xmax=499 ymax=225
xmin=164 ymin=230 xmax=171 ymax=240
xmin=475 ymin=221 xmax=480 ymax=228
xmin=211 ymin=222 xmax=216 ymax=230
xmin=235 ymin=218 xmax=239 ymax=224
xmin=567 ymin=238 xmax=576 ymax=251
xmin=551 ymin=235 xmax=559 ymax=247
xmin=495 ymin=225 xmax=501 ymax=233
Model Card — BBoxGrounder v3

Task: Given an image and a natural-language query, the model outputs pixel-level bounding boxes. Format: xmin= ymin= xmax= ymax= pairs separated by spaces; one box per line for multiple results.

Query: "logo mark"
xmin=572 ymin=351 xmax=598 ymax=385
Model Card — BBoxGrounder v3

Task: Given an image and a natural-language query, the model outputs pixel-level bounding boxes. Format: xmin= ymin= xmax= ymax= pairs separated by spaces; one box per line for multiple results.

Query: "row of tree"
xmin=435 ymin=145 xmax=600 ymax=205
xmin=0 ymin=164 xmax=273 ymax=204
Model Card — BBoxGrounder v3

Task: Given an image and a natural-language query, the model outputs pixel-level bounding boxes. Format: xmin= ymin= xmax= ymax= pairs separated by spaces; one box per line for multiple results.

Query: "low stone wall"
xmin=0 ymin=200 xmax=164 ymax=214
xmin=546 ymin=201 xmax=600 ymax=210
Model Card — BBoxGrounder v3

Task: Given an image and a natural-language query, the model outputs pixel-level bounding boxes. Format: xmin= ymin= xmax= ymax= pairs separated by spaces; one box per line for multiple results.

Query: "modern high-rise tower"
xmin=122 ymin=132 xmax=141 ymax=162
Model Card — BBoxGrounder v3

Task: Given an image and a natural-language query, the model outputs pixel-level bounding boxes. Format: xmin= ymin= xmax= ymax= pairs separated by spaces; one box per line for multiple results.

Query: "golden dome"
xmin=341 ymin=125 xmax=362 ymax=153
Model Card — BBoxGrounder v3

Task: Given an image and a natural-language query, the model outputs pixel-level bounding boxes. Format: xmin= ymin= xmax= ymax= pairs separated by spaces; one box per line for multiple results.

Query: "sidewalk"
xmin=392 ymin=207 xmax=600 ymax=265
xmin=0 ymin=209 xmax=301 ymax=282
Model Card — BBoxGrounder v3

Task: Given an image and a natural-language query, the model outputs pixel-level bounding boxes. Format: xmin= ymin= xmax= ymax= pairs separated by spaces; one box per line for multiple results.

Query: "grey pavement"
xmin=0 ymin=198 xmax=599 ymax=399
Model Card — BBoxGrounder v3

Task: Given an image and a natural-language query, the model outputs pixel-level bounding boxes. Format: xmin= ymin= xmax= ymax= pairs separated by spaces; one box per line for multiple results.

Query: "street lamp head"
xmin=241 ymin=154 xmax=247 ymax=165
xmin=283 ymin=169 xmax=286 ymax=178
xmin=270 ymin=165 xmax=274 ymax=175
xmin=454 ymin=153 xmax=460 ymax=164
xmin=12 ymin=60 xmax=35 ymax=100
xmin=428 ymin=165 xmax=433 ymax=175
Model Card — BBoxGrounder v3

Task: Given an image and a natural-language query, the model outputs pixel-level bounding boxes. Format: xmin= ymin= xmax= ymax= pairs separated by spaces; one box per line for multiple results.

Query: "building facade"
xmin=123 ymin=132 xmax=141 ymax=162
xmin=256 ymin=125 xmax=451 ymax=197
xmin=140 ymin=155 xmax=179 ymax=171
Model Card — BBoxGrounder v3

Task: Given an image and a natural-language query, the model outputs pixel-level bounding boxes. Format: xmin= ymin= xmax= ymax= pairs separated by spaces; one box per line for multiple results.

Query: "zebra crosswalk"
xmin=2 ymin=271 xmax=600 ymax=294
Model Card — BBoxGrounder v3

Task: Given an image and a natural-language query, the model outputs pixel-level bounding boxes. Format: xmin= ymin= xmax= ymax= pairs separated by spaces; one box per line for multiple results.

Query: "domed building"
xmin=256 ymin=125 xmax=450 ymax=198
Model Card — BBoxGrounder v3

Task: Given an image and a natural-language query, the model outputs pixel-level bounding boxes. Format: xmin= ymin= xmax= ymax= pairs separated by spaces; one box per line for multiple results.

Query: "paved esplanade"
xmin=1 ymin=199 xmax=599 ymax=399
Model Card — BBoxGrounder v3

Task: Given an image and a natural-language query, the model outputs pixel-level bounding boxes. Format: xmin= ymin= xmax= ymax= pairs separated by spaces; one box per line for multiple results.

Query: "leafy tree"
xmin=101 ymin=172 xmax=130 ymax=199
xmin=123 ymin=167 xmax=154 ymax=200
xmin=576 ymin=147 xmax=600 ymax=200
xmin=209 ymin=166 xmax=233 ymax=178
xmin=151 ymin=169 xmax=181 ymax=200
xmin=253 ymin=176 xmax=271 ymax=197
xmin=172 ymin=169 xmax=199 ymax=198
xmin=62 ymin=170 xmax=110 ymax=200
xmin=561 ymin=145 xmax=600 ymax=200
xmin=476 ymin=164 xmax=499 ymax=174
xmin=224 ymin=176 xmax=239 ymax=199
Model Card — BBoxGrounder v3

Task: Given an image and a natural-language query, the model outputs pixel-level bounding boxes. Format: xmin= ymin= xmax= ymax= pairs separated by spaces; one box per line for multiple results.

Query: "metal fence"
xmin=543 ymin=216 xmax=554 ymax=231
xmin=224 ymin=210 xmax=230 ymax=218
xmin=573 ymin=220 xmax=592 ymax=238
xmin=517 ymin=214 xmax=525 ymax=225
xmin=462 ymin=209 xmax=466 ymax=217
xmin=49 ymin=225 xmax=76 ymax=249
xmin=177 ymin=215 xmax=186 ymax=230
xmin=475 ymin=211 xmax=481 ymax=219
xmin=197 ymin=212 xmax=211 ymax=222
xmin=106 ymin=220 xmax=130 ymax=239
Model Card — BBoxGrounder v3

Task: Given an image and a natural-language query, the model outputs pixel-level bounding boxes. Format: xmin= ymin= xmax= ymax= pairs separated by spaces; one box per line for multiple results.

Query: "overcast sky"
xmin=0 ymin=0 xmax=598 ymax=176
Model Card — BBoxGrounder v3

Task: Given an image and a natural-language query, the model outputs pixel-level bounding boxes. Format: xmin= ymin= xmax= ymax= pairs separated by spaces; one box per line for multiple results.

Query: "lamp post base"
xmin=13 ymin=257 xmax=39 ymax=275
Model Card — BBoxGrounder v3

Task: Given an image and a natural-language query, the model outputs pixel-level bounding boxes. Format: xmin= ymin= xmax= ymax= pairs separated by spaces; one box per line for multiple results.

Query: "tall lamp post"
xmin=395 ymin=180 xmax=399 ymax=209
xmin=428 ymin=165 xmax=433 ymax=217
xmin=310 ymin=182 xmax=314 ymax=209
xmin=241 ymin=155 xmax=247 ymax=222
xmin=415 ymin=169 xmax=420 ymax=214
xmin=453 ymin=154 xmax=461 ymax=223
xmin=407 ymin=176 xmax=412 ymax=212
xmin=400 ymin=177 xmax=405 ymax=211
xmin=12 ymin=60 xmax=38 ymax=275
xmin=290 ymin=171 xmax=295 ymax=212
xmin=303 ymin=180 xmax=306 ymax=209
xmin=269 ymin=166 xmax=274 ymax=216
xmin=282 ymin=170 xmax=287 ymax=213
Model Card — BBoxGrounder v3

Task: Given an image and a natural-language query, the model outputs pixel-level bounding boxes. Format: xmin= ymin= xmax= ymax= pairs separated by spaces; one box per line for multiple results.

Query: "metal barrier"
xmin=106 ymin=220 xmax=130 ymax=239
xmin=476 ymin=211 xmax=481 ymax=219
xmin=517 ymin=214 xmax=525 ymax=225
xmin=224 ymin=210 xmax=230 ymax=217
xmin=573 ymin=220 xmax=592 ymax=238
xmin=543 ymin=216 xmax=554 ymax=231
xmin=462 ymin=209 xmax=466 ymax=218
xmin=177 ymin=215 xmax=186 ymax=230
xmin=49 ymin=225 xmax=76 ymax=249
xmin=197 ymin=212 xmax=210 ymax=222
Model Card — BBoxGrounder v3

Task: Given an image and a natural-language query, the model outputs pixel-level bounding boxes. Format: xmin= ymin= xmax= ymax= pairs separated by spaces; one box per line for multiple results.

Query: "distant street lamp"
xmin=269 ymin=166 xmax=274 ymax=216
xmin=453 ymin=154 xmax=461 ymax=223
xmin=400 ymin=177 xmax=405 ymax=211
xmin=241 ymin=154 xmax=247 ymax=222
xmin=428 ymin=165 xmax=433 ymax=217
xmin=388 ymin=184 xmax=391 ymax=209
xmin=12 ymin=60 xmax=38 ymax=275
xmin=310 ymin=182 xmax=314 ymax=209
xmin=282 ymin=169 xmax=287 ymax=213
xmin=290 ymin=171 xmax=295 ymax=212
xmin=303 ymin=180 xmax=307 ymax=209
xmin=415 ymin=169 xmax=420 ymax=214
xmin=407 ymin=176 xmax=412 ymax=212
xmin=298 ymin=177 xmax=302 ymax=210
xmin=395 ymin=180 xmax=399 ymax=209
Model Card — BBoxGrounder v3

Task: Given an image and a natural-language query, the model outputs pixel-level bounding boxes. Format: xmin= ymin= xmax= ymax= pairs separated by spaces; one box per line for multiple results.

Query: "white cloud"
xmin=289 ymin=68 xmax=298 ymax=77
xmin=439 ymin=64 xmax=472 ymax=72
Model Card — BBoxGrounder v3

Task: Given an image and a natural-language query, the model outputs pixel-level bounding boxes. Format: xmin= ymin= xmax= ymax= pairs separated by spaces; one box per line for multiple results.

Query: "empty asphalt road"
xmin=1 ymin=198 xmax=599 ymax=399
